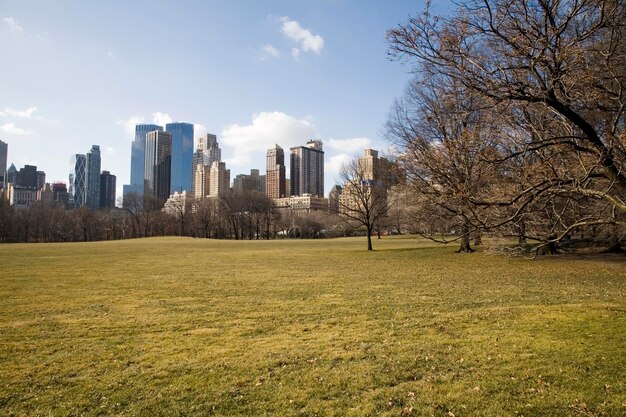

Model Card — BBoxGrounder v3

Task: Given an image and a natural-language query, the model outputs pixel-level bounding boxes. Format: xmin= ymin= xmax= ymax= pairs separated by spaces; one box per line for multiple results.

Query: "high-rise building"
xmin=166 ymin=122 xmax=194 ymax=194
xmin=100 ymin=171 xmax=116 ymax=209
xmin=15 ymin=165 xmax=39 ymax=189
xmin=191 ymin=133 xmax=221 ymax=197
xmin=0 ymin=140 xmax=7 ymax=188
xmin=36 ymin=171 xmax=46 ymax=190
xmin=86 ymin=145 xmax=101 ymax=209
xmin=193 ymin=164 xmax=211 ymax=199
xmin=144 ymin=130 xmax=172 ymax=205
xmin=69 ymin=154 xmax=87 ymax=207
xmin=52 ymin=182 xmax=69 ymax=208
xmin=290 ymin=140 xmax=324 ymax=197
xmin=126 ymin=124 xmax=163 ymax=197
xmin=266 ymin=144 xmax=286 ymax=199
xmin=233 ymin=169 xmax=265 ymax=194
xmin=208 ymin=161 xmax=230 ymax=197
xmin=6 ymin=163 xmax=17 ymax=185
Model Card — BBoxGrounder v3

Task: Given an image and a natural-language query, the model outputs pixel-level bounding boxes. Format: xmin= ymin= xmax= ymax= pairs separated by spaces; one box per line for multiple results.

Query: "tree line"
xmin=0 ymin=190 xmax=368 ymax=243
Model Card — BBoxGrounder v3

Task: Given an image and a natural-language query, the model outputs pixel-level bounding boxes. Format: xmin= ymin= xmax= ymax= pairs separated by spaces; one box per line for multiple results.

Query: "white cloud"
xmin=326 ymin=137 xmax=372 ymax=153
xmin=2 ymin=106 xmax=38 ymax=119
xmin=105 ymin=147 xmax=115 ymax=155
xmin=34 ymin=32 xmax=53 ymax=44
xmin=221 ymin=111 xmax=317 ymax=168
xmin=259 ymin=44 xmax=280 ymax=61
xmin=1 ymin=123 xmax=32 ymax=136
xmin=291 ymin=47 xmax=300 ymax=61
xmin=194 ymin=123 xmax=207 ymax=143
xmin=4 ymin=17 xmax=23 ymax=32
xmin=326 ymin=153 xmax=353 ymax=182
xmin=279 ymin=17 xmax=324 ymax=56
xmin=107 ymin=51 xmax=114 ymax=58
xmin=152 ymin=112 xmax=172 ymax=126
xmin=117 ymin=116 xmax=145 ymax=137
xmin=115 ymin=115 xmax=145 ymax=138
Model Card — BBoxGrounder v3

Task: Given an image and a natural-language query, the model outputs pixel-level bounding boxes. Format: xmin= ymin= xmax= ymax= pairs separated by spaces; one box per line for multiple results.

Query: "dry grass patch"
xmin=0 ymin=236 xmax=624 ymax=416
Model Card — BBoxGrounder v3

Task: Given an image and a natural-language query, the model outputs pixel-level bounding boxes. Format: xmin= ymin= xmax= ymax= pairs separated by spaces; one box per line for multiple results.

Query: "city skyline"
xmin=0 ymin=1 xmax=455 ymax=199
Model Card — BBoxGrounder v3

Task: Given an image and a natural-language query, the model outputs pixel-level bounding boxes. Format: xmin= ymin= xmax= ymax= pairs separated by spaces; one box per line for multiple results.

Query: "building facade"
xmin=191 ymin=133 xmax=221 ymax=197
xmin=274 ymin=195 xmax=329 ymax=213
xmin=0 ymin=140 xmax=7 ymax=188
xmin=86 ymin=145 xmax=101 ymax=209
xmin=126 ymin=124 xmax=163 ymax=197
xmin=144 ymin=130 xmax=172 ymax=205
xmin=16 ymin=165 xmax=38 ymax=189
xmin=266 ymin=144 xmax=286 ymax=199
xmin=69 ymin=154 xmax=87 ymax=207
xmin=208 ymin=161 xmax=230 ymax=197
xmin=52 ymin=182 xmax=69 ymax=208
xmin=7 ymin=184 xmax=37 ymax=208
xmin=328 ymin=185 xmax=343 ymax=212
xmin=100 ymin=170 xmax=116 ymax=209
xmin=290 ymin=140 xmax=324 ymax=198
xmin=166 ymin=122 xmax=194 ymax=194
xmin=233 ymin=169 xmax=265 ymax=194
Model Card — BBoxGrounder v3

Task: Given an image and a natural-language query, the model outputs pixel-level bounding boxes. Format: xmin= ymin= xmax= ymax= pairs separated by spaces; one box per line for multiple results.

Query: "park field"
xmin=0 ymin=236 xmax=625 ymax=416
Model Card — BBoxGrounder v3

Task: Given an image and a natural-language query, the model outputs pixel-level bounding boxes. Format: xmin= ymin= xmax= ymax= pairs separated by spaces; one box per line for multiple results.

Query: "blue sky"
xmin=1 ymin=0 xmax=453 ymax=201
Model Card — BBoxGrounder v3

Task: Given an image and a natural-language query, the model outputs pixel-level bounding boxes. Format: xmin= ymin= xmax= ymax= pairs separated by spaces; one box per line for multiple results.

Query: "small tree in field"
xmin=337 ymin=158 xmax=391 ymax=250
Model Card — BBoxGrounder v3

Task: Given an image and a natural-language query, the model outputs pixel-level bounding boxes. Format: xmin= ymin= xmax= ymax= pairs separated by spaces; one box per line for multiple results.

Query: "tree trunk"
xmin=456 ymin=225 xmax=474 ymax=253
xmin=367 ymin=228 xmax=373 ymax=251
xmin=456 ymin=236 xmax=475 ymax=253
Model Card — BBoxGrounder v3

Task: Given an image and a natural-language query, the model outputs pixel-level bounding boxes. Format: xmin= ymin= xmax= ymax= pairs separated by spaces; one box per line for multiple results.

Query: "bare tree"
xmin=386 ymin=74 xmax=505 ymax=252
xmin=337 ymin=157 xmax=392 ymax=250
xmin=122 ymin=192 xmax=162 ymax=238
xmin=387 ymin=0 xmax=626 ymax=252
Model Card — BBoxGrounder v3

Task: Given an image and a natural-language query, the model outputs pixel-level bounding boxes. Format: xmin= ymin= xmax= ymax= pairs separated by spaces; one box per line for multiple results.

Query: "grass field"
xmin=0 ymin=236 xmax=624 ymax=416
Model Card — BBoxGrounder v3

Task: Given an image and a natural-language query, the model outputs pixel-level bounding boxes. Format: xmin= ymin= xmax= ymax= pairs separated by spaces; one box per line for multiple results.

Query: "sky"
xmin=0 ymin=0 xmax=454 ymax=203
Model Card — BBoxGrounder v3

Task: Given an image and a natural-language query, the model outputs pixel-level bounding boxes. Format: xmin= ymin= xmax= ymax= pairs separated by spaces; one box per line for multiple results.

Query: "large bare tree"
xmin=387 ymin=0 xmax=626 ymax=251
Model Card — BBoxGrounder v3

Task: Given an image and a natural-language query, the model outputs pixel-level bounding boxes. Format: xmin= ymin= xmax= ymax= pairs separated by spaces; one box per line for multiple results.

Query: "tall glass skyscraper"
xmin=86 ymin=145 xmax=101 ymax=210
xmin=144 ymin=130 xmax=172 ymax=205
xmin=126 ymin=124 xmax=163 ymax=197
xmin=69 ymin=154 xmax=87 ymax=208
xmin=166 ymin=122 xmax=194 ymax=194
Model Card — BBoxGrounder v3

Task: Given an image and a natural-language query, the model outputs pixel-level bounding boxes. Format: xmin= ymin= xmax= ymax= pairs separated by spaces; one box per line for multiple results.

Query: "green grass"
xmin=0 ymin=236 xmax=624 ymax=416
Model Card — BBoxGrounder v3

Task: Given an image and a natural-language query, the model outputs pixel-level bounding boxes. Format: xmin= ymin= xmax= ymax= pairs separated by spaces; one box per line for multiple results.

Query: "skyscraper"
xmin=266 ymin=144 xmax=286 ymax=199
xmin=86 ymin=145 xmax=101 ymax=209
xmin=166 ymin=122 xmax=194 ymax=194
xmin=0 ymin=140 xmax=7 ymax=188
xmin=36 ymin=171 xmax=46 ymax=190
xmin=69 ymin=154 xmax=87 ymax=208
xmin=100 ymin=171 xmax=116 ymax=209
xmin=193 ymin=164 xmax=211 ymax=199
xmin=6 ymin=163 xmax=17 ymax=185
xmin=125 ymin=124 xmax=163 ymax=197
xmin=16 ymin=165 xmax=38 ymax=189
xmin=290 ymin=140 xmax=324 ymax=197
xmin=144 ymin=130 xmax=172 ymax=205
xmin=191 ymin=133 xmax=221 ymax=197
xmin=208 ymin=161 xmax=230 ymax=197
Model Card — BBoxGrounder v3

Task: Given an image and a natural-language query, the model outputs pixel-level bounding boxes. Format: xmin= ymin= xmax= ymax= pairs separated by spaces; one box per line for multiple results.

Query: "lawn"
xmin=0 ymin=236 xmax=624 ymax=416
